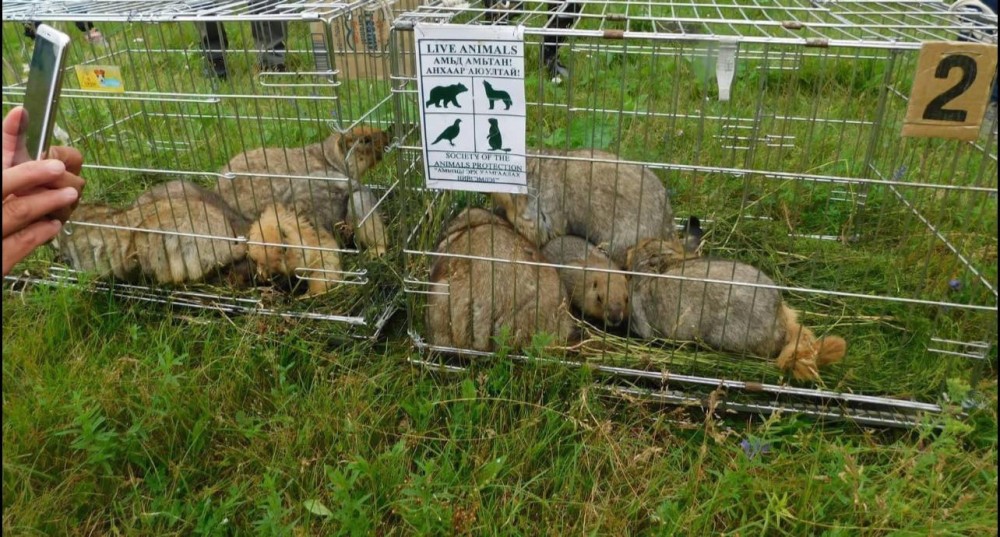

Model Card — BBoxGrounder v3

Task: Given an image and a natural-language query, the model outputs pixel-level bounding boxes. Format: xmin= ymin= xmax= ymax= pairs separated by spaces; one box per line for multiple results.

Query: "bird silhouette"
xmin=486 ymin=119 xmax=510 ymax=152
xmin=432 ymin=119 xmax=462 ymax=146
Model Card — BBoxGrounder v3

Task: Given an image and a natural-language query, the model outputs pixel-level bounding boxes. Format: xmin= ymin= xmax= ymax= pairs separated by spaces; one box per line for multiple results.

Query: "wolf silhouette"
xmin=483 ymin=81 xmax=513 ymax=110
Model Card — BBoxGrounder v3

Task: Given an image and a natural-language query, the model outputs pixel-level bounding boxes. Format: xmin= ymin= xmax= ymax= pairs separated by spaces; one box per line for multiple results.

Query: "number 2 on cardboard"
xmin=922 ymin=54 xmax=978 ymax=123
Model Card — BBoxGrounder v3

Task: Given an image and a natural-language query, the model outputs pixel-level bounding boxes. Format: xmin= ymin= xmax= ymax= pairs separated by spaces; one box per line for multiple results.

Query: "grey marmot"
xmin=625 ymin=231 xmax=846 ymax=381
xmin=492 ymin=148 xmax=673 ymax=266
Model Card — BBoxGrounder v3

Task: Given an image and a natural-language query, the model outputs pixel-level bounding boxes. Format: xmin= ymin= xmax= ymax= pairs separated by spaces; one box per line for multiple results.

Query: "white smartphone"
xmin=14 ymin=24 xmax=71 ymax=166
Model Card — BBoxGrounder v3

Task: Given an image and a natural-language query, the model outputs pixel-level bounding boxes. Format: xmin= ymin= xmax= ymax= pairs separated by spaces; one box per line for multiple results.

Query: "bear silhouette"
xmin=426 ymin=83 xmax=468 ymax=108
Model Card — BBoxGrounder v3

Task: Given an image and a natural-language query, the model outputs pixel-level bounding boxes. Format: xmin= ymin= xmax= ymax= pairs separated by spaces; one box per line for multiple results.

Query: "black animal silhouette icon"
xmin=486 ymin=119 xmax=511 ymax=152
xmin=483 ymin=81 xmax=513 ymax=111
xmin=425 ymin=83 xmax=468 ymax=108
xmin=432 ymin=119 xmax=463 ymax=146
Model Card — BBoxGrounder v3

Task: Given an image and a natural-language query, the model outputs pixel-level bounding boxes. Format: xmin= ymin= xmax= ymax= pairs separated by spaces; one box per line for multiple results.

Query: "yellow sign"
xmin=74 ymin=65 xmax=125 ymax=93
xmin=902 ymin=42 xmax=998 ymax=141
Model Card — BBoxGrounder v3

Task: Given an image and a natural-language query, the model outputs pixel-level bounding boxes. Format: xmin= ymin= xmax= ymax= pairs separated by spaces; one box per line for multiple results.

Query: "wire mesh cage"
xmin=2 ymin=0 xmax=412 ymax=337
xmin=392 ymin=0 xmax=999 ymax=426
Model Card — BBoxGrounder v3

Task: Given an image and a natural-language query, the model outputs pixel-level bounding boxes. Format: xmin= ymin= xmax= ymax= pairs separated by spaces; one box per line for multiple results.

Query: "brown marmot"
xmin=215 ymin=125 xmax=391 ymax=256
xmin=247 ymin=203 xmax=343 ymax=297
xmin=541 ymin=235 xmax=629 ymax=327
xmin=425 ymin=208 xmax=578 ymax=352
xmin=53 ymin=180 xmax=248 ymax=285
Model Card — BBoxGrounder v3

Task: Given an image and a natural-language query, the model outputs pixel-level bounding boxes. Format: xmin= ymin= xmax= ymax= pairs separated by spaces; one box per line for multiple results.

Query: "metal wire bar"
xmin=408 ymin=335 xmax=945 ymax=414
xmin=4 ymin=272 xmax=387 ymax=327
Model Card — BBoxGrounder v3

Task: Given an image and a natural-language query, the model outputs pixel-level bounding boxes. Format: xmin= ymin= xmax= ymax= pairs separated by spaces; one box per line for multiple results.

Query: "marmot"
xmin=492 ymin=149 xmax=673 ymax=266
xmin=215 ymin=125 xmax=390 ymax=256
xmin=626 ymin=234 xmax=846 ymax=382
xmin=126 ymin=180 xmax=251 ymax=287
xmin=541 ymin=235 xmax=629 ymax=327
xmin=51 ymin=203 xmax=137 ymax=280
xmin=279 ymin=172 xmax=388 ymax=257
xmin=134 ymin=179 xmax=251 ymax=234
xmin=126 ymin=181 xmax=249 ymax=285
xmin=425 ymin=208 xmax=578 ymax=352
xmin=53 ymin=181 xmax=249 ymax=286
xmin=247 ymin=203 xmax=343 ymax=297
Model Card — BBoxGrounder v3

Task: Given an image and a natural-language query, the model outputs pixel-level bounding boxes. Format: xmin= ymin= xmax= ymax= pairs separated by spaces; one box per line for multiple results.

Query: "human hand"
xmin=39 ymin=145 xmax=85 ymax=221
xmin=2 ymin=107 xmax=86 ymax=277
xmin=2 ymin=107 xmax=85 ymax=215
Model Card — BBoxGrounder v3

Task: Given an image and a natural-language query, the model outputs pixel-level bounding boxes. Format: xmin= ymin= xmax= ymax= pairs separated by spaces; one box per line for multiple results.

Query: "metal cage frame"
xmin=2 ymin=0 xmax=408 ymax=338
xmin=391 ymin=0 xmax=999 ymax=426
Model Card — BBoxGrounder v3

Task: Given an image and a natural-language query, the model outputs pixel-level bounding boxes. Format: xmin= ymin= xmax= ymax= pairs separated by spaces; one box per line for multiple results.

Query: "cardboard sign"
xmin=902 ymin=42 xmax=998 ymax=141
xmin=74 ymin=65 xmax=124 ymax=93
xmin=311 ymin=0 xmax=418 ymax=79
xmin=415 ymin=23 xmax=527 ymax=194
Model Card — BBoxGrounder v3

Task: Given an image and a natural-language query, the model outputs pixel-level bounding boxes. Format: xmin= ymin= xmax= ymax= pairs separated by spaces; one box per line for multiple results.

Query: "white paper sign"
xmin=415 ymin=23 xmax=527 ymax=194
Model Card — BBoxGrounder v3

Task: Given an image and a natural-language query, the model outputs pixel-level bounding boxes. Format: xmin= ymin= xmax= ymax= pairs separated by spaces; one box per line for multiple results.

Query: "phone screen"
xmin=16 ymin=30 xmax=65 ymax=165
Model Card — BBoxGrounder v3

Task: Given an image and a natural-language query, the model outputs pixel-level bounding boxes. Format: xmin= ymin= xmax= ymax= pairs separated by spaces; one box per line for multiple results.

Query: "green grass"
xmin=3 ymin=286 xmax=999 ymax=535
xmin=3 ymin=8 xmax=999 ymax=534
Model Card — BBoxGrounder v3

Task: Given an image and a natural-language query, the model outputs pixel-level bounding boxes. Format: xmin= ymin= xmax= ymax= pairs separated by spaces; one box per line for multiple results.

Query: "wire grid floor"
xmin=406 ymin=345 xmax=958 ymax=428
xmin=4 ymin=270 xmax=401 ymax=334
